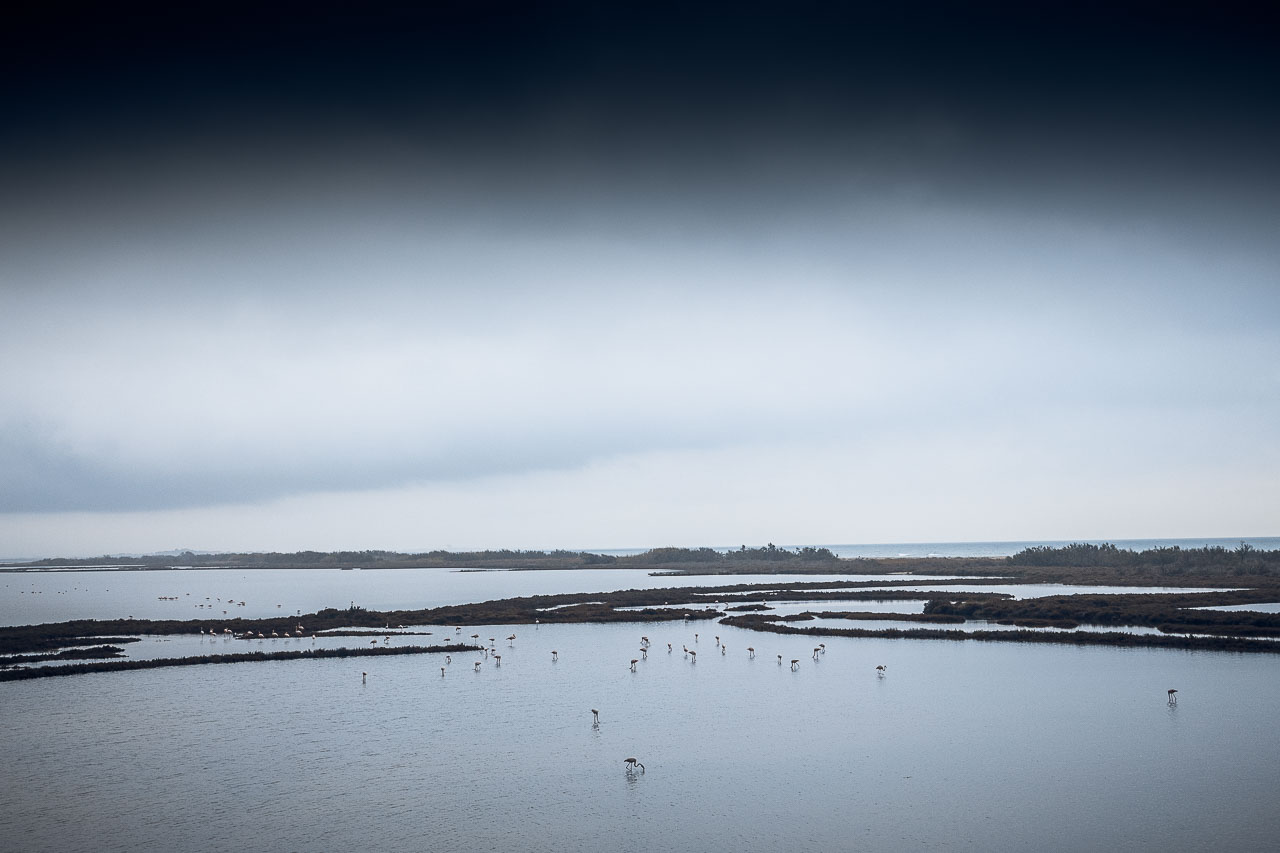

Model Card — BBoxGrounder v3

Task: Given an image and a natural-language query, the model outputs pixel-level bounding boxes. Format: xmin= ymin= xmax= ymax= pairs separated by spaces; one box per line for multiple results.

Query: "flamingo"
xmin=689 ymin=650 xmax=696 ymax=663
xmin=876 ymin=665 xmax=887 ymax=676
xmin=630 ymin=659 xmax=638 ymax=672
xmin=777 ymin=654 xmax=783 ymax=664
xmin=623 ymin=757 xmax=645 ymax=773
xmin=493 ymin=655 xmax=501 ymax=666
xmin=791 ymin=659 xmax=800 ymax=671
xmin=667 ymin=643 xmax=672 ymax=652
xmin=1168 ymin=689 xmax=1178 ymax=704
xmin=474 ymin=661 xmax=482 ymax=671
xmin=640 ymin=648 xmax=648 ymax=659
xmin=592 ymin=709 xmax=599 ymax=724
xmin=813 ymin=647 xmax=821 ymax=660
xmin=552 ymin=650 xmax=558 ymax=661
xmin=748 ymin=647 xmax=755 ymax=658
xmin=362 ymin=672 xmax=367 ymax=683
xmin=507 ymin=634 xmax=516 ymax=646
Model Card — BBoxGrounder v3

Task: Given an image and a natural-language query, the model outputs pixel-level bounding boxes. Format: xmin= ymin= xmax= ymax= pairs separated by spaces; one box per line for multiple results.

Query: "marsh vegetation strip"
xmin=0 ymin=644 xmax=477 ymax=681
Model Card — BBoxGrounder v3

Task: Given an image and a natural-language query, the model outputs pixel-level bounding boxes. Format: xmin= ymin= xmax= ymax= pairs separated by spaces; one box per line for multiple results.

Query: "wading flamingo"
xmin=876 ymin=665 xmax=887 ymax=677
xmin=1168 ymin=689 xmax=1178 ymax=704
xmin=362 ymin=672 xmax=367 ymax=683
xmin=748 ymin=647 xmax=755 ymax=658
xmin=624 ymin=757 xmax=645 ymax=773
xmin=640 ymin=648 xmax=648 ymax=659
xmin=474 ymin=661 xmax=481 ymax=672
xmin=493 ymin=655 xmax=501 ymax=666
xmin=552 ymin=650 xmax=558 ymax=661
xmin=630 ymin=659 xmax=638 ymax=672
xmin=592 ymin=709 xmax=600 ymax=724
xmin=791 ymin=659 xmax=800 ymax=671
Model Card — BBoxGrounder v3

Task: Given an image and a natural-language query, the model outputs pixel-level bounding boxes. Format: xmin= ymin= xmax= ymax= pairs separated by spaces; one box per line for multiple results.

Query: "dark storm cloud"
xmin=3 ymin=0 xmax=1277 ymax=297
xmin=0 ymin=413 xmax=728 ymax=513
xmin=4 ymin=1 xmax=1278 ymax=191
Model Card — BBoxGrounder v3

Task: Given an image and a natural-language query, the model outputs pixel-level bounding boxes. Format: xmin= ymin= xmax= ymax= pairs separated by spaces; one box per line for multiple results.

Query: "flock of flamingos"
xmin=205 ymin=609 xmax=1182 ymax=768
xmin=369 ymin=625 xmax=899 ymax=774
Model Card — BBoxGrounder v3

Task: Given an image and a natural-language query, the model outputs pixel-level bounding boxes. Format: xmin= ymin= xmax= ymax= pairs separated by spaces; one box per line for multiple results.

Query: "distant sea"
xmin=591 ymin=537 xmax=1280 ymax=560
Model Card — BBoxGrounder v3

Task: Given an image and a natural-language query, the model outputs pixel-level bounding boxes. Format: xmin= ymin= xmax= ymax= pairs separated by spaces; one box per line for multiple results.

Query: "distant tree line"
xmin=8 ymin=543 xmax=838 ymax=571
xmin=621 ymin=544 xmax=838 ymax=566
xmin=1007 ymin=542 xmax=1278 ymax=575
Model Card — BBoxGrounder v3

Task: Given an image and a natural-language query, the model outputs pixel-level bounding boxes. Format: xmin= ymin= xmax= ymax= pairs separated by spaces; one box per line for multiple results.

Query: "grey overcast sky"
xmin=1 ymin=1 xmax=1277 ymax=557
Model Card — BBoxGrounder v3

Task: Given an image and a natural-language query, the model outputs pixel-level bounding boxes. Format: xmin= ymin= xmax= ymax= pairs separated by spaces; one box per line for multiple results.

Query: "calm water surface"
xmin=4 ymin=569 xmax=1279 ymax=852
xmin=1193 ymin=602 xmax=1280 ymax=613
xmin=3 ymin=619 xmax=1278 ymax=853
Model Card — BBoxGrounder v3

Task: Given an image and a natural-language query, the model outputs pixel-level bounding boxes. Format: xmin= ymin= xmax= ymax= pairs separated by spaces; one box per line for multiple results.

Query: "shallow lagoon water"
xmin=0 ymin=569 xmax=919 ymax=626
xmin=1192 ymin=602 xmax=1280 ymax=613
xmin=4 ymin=618 xmax=1279 ymax=853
